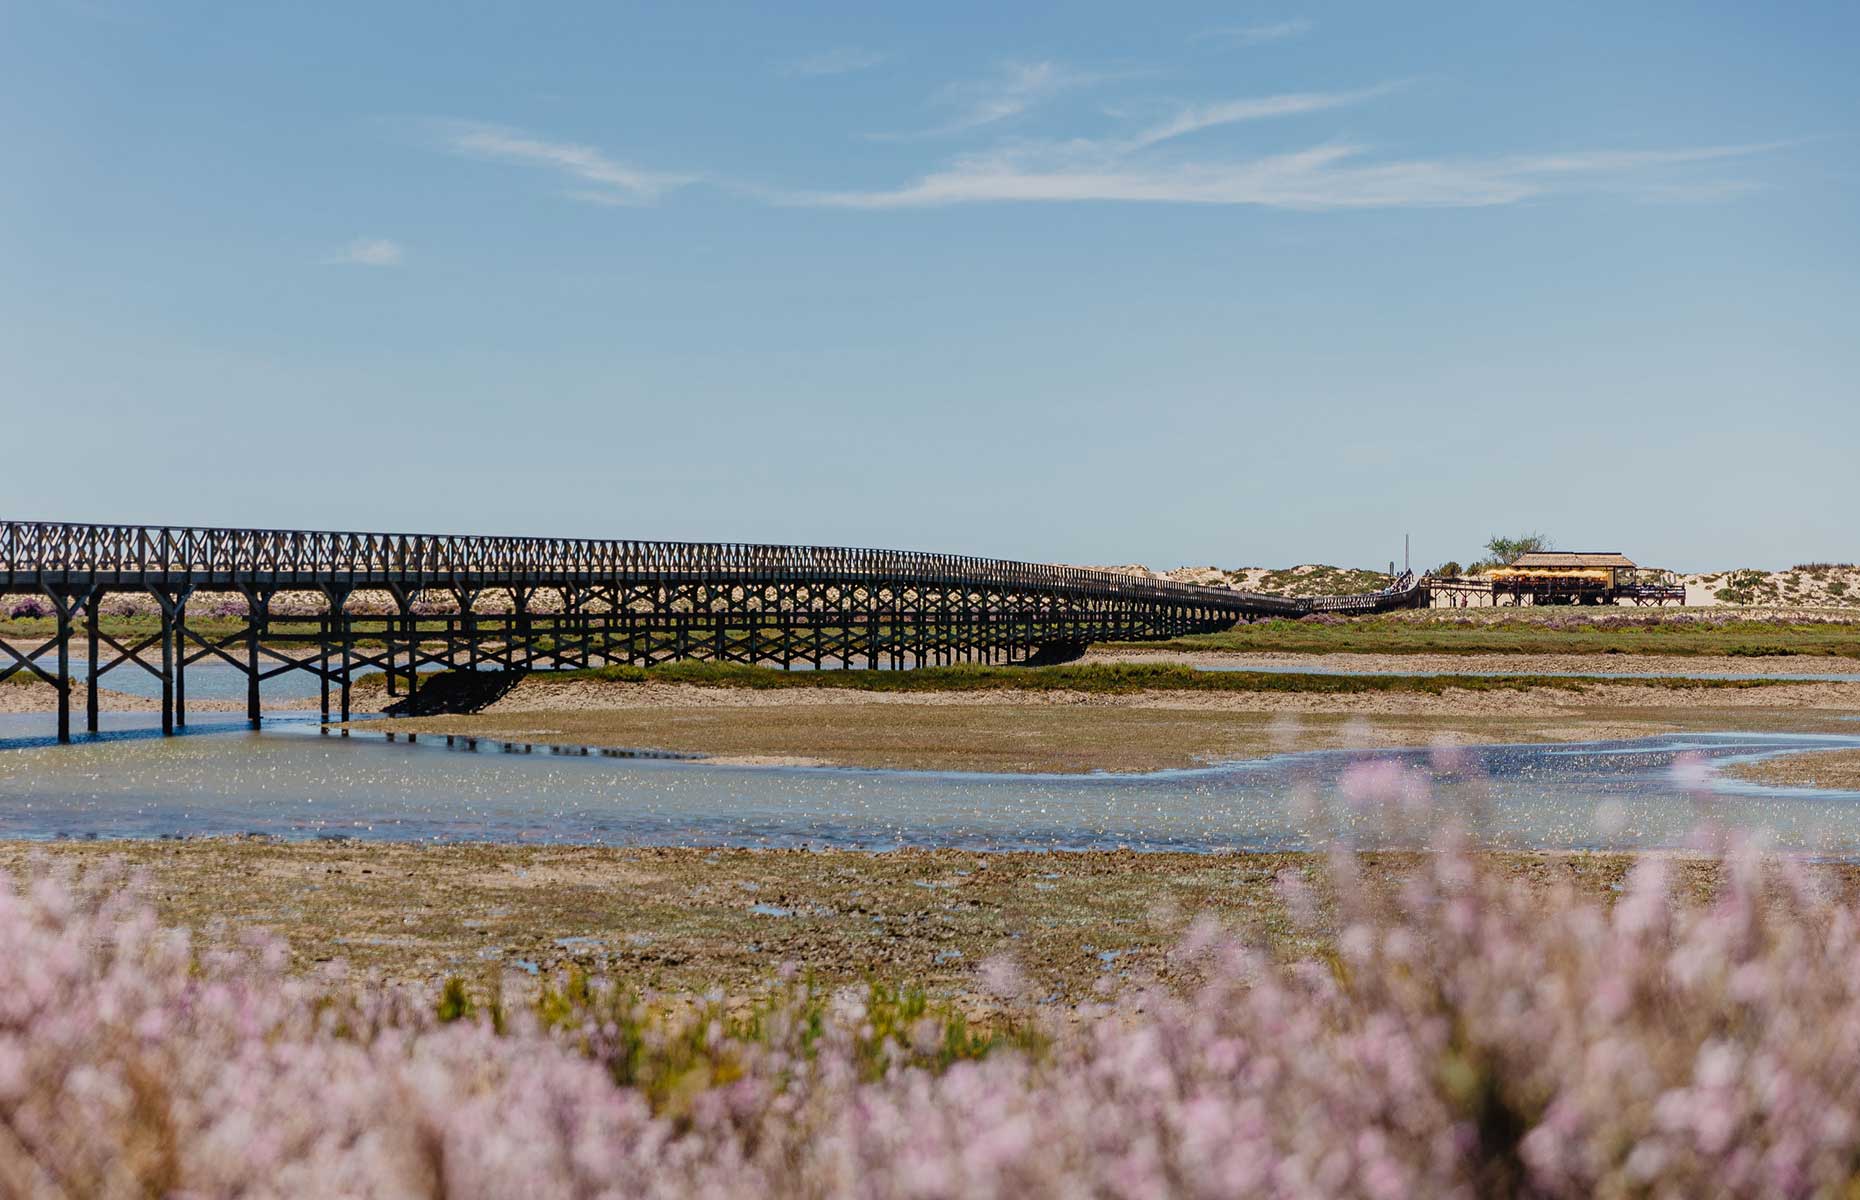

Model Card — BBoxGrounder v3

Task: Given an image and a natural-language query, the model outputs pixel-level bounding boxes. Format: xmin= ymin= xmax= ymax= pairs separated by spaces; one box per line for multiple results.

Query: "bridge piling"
xmin=48 ymin=590 xmax=72 ymax=745
xmin=153 ymin=591 xmax=175 ymax=738
xmin=242 ymin=588 xmax=268 ymax=729
xmin=173 ymin=595 xmax=190 ymax=730
xmin=85 ymin=591 xmax=99 ymax=734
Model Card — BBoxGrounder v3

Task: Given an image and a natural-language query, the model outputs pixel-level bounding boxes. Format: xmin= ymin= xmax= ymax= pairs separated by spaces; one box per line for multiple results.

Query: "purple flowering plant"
xmin=5 ymin=776 xmax=1859 ymax=1196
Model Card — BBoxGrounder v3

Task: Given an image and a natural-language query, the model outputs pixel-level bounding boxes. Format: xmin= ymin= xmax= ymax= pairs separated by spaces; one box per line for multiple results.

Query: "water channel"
xmin=3 ymin=712 xmax=1858 ymax=854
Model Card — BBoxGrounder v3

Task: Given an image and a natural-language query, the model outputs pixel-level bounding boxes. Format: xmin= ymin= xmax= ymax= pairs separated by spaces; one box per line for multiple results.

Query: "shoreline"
xmin=1728 ymin=748 xmax=1860 ymax=791
xmin=371 ymin=674 xmax=1860 ymax=773
xmin=12 ymin=666 xmax=1858 ymax=772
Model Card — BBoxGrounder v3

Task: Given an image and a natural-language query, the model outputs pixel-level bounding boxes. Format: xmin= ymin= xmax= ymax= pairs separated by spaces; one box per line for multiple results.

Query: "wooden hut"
xmin=1483 ymin=552 xmax=1640 ymax=604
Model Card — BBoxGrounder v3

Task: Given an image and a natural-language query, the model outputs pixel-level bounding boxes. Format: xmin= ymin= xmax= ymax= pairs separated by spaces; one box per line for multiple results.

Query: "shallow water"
xmin=59 ymin=656 xmax=335 ymax=702
xmin=2 ymin=713 xmax=1858 ymax=852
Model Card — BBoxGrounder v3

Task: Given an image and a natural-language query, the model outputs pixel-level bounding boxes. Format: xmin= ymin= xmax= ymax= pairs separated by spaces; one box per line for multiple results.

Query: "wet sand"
xmin=374 ymin=675 xmax=1860 ymax=773
xmin=1728 ymin=749 xmax=1860 ymax=791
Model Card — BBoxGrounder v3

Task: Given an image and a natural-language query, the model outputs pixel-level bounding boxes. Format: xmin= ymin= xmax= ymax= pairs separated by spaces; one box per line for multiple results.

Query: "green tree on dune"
xmin=1476 ymin=533 xmax=1554 ymax=572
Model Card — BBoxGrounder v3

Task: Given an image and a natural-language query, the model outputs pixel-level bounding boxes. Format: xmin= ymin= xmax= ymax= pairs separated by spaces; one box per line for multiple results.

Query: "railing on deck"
xmin=0 ymin=521 xmax=1421 ymax=615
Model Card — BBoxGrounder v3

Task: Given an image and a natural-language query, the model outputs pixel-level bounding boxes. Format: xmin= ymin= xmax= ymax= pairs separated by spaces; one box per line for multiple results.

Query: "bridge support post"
xmin=454 ymin=590 xmax=479 ymax=672
xmin=172 ymin=594 xmax=189 ymax=729
xmin=512 ymin=586 xmax=532 ymax=671
xmin=41 ymin=588 xmax=73 ymax=744
xmin=318 ymin=616 xmax=330 ymax=729
xmin=86 ymin=590 xmax=101 ymax=734
xmin=148 ymin=589 xmax=182 ymax=737
xmin=386 ymin=585 xmax=417 ymax=708
xmin=320 ymin=586 xmax=353 ymax=731
xmin=241 ymin=588 xmax=270 ymax=729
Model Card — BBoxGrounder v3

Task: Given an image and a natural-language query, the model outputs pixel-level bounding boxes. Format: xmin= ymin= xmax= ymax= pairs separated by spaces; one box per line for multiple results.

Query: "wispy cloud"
xmin=783 ymin=47 xmax=887 ymax=77
xmin=441 ymin=122 xmax=697 ymax=205
xmin=324 ymin=237 xmax=403 ymax=266
xmin=875 ymin=60 xmax=1101 ymax=140
xmin=1499 ymin=144 xmax=1790 ymax=174
xmin=432 ymin=67 xmax=1786 ymax=218
xmin=1194 ymin=19 xmax=1315 ymax=47
xmin=786 ymin=140 xmax=1784 ymax=211
xmin=1128 ymin=83 xmax=1403 ymax=149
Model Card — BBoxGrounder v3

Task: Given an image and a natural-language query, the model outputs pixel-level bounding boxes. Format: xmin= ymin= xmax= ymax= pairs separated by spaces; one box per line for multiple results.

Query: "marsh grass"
xmin=1124 ymin=614 xmax=1860 ymax=658
xmin=549 ymin=660 xmax=1788 ymax=696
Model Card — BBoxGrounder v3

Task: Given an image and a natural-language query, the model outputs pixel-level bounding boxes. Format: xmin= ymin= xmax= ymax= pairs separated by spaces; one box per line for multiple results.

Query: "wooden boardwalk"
xmin=2 ymin=520 xmax=1423 ymax=741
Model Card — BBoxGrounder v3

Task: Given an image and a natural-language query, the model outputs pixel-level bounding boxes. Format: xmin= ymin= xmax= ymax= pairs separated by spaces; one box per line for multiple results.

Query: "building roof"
xmin=1509 ymin=552 xmax=1637 ymax=569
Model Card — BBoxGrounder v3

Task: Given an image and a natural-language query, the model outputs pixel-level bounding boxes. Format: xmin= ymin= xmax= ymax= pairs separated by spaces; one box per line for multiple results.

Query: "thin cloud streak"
xmin=786 ymin=141 xmax=1782 ymax=211
xmin=1129 ymin=83 xmax=1404 ymax=149
xmin=442 ymin=122 xmax=697 ymax=205
xmin=873 ymin=60 xmax=1102 ymax=140
xmin=941 ymin=61 xmax=1076 ymax=130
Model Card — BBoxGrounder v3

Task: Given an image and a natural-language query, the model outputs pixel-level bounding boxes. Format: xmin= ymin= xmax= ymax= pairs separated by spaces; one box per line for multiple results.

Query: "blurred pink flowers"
xmin=5 ymin=829 xmax=1860 ymax=1196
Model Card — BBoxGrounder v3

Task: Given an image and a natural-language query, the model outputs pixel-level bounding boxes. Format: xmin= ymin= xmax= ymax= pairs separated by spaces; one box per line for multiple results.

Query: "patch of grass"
xmin=512 ymin=969 xmax=1037 ymax=1112
xmin=0 ymin=670 xmax=62 ymax=687
xmin=1114 ymin=614 xmax=1860 ymax=659
xmin=546 ymin=661 xmax=1789 ymax=696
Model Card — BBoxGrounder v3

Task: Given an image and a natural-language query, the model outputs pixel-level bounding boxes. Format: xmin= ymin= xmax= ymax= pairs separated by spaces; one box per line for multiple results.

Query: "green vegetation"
xmin=1250 ymin=566 xmax=1390 ymax=596
xmin=1470 ymin=532 xmax=1554 ymax=573
xmin=1715 ymin=569 xmax=1782 ymax=606
xmin=1 ymin=615 xmax=249 ymax=641
xmin=1120 ymin=614 xmax=1860 ymax=658
xmin=431 ymin=967 xmax=1039 ymax=1116
xmin=545 ymin=660 xmax=1788 ymax=696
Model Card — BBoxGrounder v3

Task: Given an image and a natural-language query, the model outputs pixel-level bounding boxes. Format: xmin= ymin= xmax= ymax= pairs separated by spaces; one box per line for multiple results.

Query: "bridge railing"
xmin=1303 ymin=570 xmax=1421 ymax=613
xmin=0 ymin=520 xmax=1255 ymax=608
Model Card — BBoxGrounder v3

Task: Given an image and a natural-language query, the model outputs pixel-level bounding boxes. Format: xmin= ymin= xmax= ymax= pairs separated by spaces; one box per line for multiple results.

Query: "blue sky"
xmin=3 ymin=2 xmax=1855 ymax=570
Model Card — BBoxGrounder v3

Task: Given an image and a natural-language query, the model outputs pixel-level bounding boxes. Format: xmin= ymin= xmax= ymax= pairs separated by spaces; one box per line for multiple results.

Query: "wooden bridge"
xmin=1 ymin=520 xmax=1423 ymax=742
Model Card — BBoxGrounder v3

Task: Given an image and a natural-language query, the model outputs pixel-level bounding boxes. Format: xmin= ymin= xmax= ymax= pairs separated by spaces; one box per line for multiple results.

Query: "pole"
xmin=86 ymin=592 xmax=99 ymax=734
xmin=245 ymin=591 xmax=263 ymax=729
xmin=173 ymin=595 xmax=188 ymax=729
xmin=53 ymin=593 xmax=70 ymax=745
xmin=159 ymin=595 xmax=174 ymax=737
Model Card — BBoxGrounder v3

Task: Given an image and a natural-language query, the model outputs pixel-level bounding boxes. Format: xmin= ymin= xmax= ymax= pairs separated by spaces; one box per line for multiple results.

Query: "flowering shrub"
xmin=5 ymin=596 xmax=47 ymax=619
xmin=104 ymin=596 xmax=149 ymax=618
xmin=9 ymin=831 xmax=1860 ymax=1196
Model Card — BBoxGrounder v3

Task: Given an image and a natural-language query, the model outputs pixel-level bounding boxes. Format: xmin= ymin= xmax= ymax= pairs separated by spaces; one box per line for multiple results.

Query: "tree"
xmin=1434 ymin=561 xmax=1463 ymax=579
xmin=1483 ymin=533 xmax=1553 ymax=567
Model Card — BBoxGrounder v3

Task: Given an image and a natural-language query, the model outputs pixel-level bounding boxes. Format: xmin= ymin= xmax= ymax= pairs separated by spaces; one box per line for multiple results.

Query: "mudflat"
xmin=1729 ymin=749 xmax=1860 ymax=791
xmin=2 ymin=839 xmax=1814 ymax=1007
xmin=373 ymin=673 xmax=1860 ymax=773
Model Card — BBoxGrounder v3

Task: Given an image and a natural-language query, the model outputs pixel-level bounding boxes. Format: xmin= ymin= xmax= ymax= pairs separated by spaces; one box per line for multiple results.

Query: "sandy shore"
xmin=1728 ymin=749 xmax=1860 ymax=791
xmin=373 ymin=675 xmax=1860 ymax=773
xmin=13 ymin=660 xmax=1858 ymax=770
